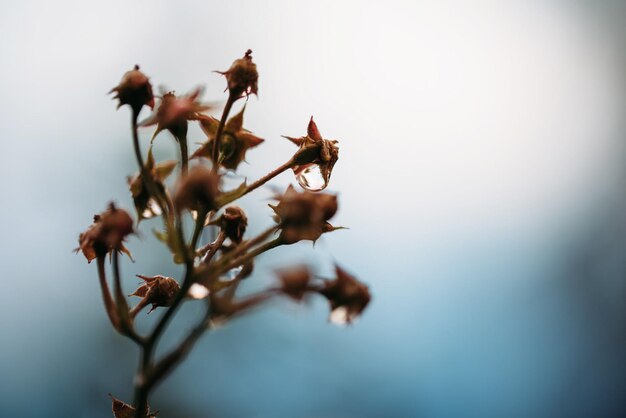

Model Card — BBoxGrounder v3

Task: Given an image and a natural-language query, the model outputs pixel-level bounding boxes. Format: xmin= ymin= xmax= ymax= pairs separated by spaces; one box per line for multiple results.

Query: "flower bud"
xmin=173 ymin=165 xmax=220 ymax=213
xmin=277 ymin=266 xmax=311 ymax=301
xmin=109 ymin=65 xmax=155 ymax=114
xmin=217 ymin=49 xmax=258 ymax=99
xmin=76 ymin=204 xmax=134 ymax=262
xmin=141 ymin=89 xmax=212 ymax=141
xmin=270 ymin=185 xmax=338 ymax=244
xmin=284 ymin=117 xmax=338 ymax=191
xmin=130 ymin=274 xmax=180 ymax=314
xmin=318 ymin=266 xmax=370 ymax=325
xmin=192 ymin=105 xmax=264 ymax=170
xmin=220 ymin=206 xmax=248 ymax=244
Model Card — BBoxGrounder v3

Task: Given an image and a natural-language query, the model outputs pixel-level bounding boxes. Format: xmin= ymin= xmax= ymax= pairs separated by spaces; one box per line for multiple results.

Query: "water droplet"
xmin=329 ymin=306 xmax=358 ymax=326
xmin=187 ymin=283 xmax=210 ymax=300
xmin=296 ymin=164 xmax=327 ymax=191
xmin=227 ymin=265 xmax=243 ymax=280
xmin=141 ymin=199 xmax=162 ymax=219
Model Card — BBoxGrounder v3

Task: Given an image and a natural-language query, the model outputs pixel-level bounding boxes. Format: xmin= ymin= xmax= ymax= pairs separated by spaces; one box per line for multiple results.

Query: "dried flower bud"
xmin=76 ymin=204 xmax=134 ymax=263
xmin=277 ymin=266 xmax=311 ymax=301
xmin=284 ymin=117 xmax=339 ymax=191
xmin=128 ymin=149 xmax=177 ymax=221
xmin=217 ymin=49 xmax=258 ymax=99
xmin=318 ymin=266 xmax=370 ymax=325
xmin=109 ymin=394 xmax=156 ymax=418
xmin=192 ymin=105 xmax=264 ymax=170
xmin=130 ymin=274 xmax=180 ymax=314
xmin=270 ymin=185 xmax=338 ymax=244
xmin=109 ymin=65 xmax=155 ymax=114
xmin=141 ymin=89 xmax=211 ymax=141
xmin=173 ymin=165 xmax=220 ymax=213
xmin=220 ymin=206 xmax=248 ymax=243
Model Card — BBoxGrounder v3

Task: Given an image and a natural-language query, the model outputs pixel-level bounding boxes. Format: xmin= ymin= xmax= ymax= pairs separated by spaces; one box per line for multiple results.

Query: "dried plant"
xmin=76 ymin=50 xmax=371 ymax=418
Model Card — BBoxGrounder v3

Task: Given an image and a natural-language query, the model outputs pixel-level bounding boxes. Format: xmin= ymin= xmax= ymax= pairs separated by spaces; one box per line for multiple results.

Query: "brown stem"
xmin=211 ymin=94 xmax=236 ymax=173
xmin=112 ymin=251 xmax=143 ymax=345
xmin=96 ymin=256 xmax=120 ymax=330
xmin=216 ymin=158 xmax=294 ymax=209
xmin=179 ymin=134 xmax=188 ymax=177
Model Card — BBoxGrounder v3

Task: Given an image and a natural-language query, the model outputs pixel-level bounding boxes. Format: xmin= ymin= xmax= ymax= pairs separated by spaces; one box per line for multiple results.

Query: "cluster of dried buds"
xmin=77 ymin=50 xmax=370 ymax=418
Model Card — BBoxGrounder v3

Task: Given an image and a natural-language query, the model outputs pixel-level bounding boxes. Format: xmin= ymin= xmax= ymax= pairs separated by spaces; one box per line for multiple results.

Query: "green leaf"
xmin=215 ymin=180 xmax=248 ymax=208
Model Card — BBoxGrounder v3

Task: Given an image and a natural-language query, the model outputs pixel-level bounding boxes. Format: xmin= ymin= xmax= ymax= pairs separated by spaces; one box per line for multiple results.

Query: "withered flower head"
xmin=217 ymin=49 xmax=258 ymax=99
xmin=191 ymin=105 xmax=264 ymax=170
xmin=76 ymin=204 xmax=134 ymax=263
xmin=270 ymin=185 xmax=338 ymax=244
xmin=109 ymin=65 xmax=155 ymax=114
xmin=141 ymin=88 xmax=211 ymax=141
xmin=219 ymin=206 xmax=248 ymax=244
xmin=110 ymin=394 xmax=156 ymax=418
xmin=277 ymin=266 xmax=311 ymax=301
xmin=284 ymin=117 xmax=339 ymax=192
xmin=318 ymin=266 xmax=370 ymax=325
xmin=173 ymin=165 xmax=220 ymax=213
xmin=130 ymin=274 xmax=180 ymax=314
xmin=128 ymin=149 xmax=177 ymax=221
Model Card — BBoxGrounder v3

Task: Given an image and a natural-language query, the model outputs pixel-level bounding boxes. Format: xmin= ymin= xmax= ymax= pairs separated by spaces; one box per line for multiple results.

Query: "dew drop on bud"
xmin=142 ymin=198 xmax=162 ymax=219
xmin=227 ymin=265 xmax=243 ymax=280
xmin=329 ymin=306 xmax=358 ymax=326
xmin=296 ymin=164 xmax=327 ymax=192
xmin=187 ymin=283 xmax=210 ymax=299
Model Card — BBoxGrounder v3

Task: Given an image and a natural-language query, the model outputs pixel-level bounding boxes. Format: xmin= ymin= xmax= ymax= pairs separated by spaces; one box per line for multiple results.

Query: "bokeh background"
xmin=1 ymin=1 xmax=625 ymax=417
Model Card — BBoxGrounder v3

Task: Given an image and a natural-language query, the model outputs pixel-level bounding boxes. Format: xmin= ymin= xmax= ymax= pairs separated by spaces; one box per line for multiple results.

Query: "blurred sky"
xmin=0 ymin=1 xmax=625 ymax=417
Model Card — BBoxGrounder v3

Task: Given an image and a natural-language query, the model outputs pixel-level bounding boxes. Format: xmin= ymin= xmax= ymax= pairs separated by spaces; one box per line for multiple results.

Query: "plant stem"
xmin=179 ymin=134 xmax=188 ymax=176
xmin=96 ymin=256 xmax=119 ymax=330
xmin=211 ymin=94 xmax=236 ymax=173
xmin=243 ymin=158 xmax=294 ymax=196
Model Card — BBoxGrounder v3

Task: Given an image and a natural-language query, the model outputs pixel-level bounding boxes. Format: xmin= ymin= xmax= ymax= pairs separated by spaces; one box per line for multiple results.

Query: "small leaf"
xmin=154 ymin=160 xmax=178 ymax=180
xmin=215 ymin=180 xmax=247 ymax=208
xmin=225 ymin=105 xmax=245 ymax=132
xmin=110 ymin=394 xmax=135 ymax=418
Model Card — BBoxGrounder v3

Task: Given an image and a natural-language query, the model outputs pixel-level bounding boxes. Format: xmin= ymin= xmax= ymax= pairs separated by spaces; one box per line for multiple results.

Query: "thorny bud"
xmin=270 ymin=185 xmax=338 ymax=244
xmin=318 ymin=266 xmax=371 ymax=325
xmin=141 ymin=89 xmax=212 ymax=141
xmin=192 ymin=105 xmax=264 ymax=170
xmin=130 ymin=274 xmax=180 ymax=314
xmin=109 ymin=65 xmax=155 ymax=115
xmin=173 ymin=165 xmax=220 ymax=213
xmin=109 ymin=394 xmax=156 ymax=418
xmin=128 ymin=149 xmax=177 ymax=221
xmin=284 ymin=117 xmax=339 ymax=191
xmin=76 ymin=204 xmax=134 ymax=263
xmin=219 ymin=206 xmax=248 ymax=244
xmin=277 ymin=266 xmax=312 ymax=301
xmin=217 ymin=49 xmax=258 ymax=99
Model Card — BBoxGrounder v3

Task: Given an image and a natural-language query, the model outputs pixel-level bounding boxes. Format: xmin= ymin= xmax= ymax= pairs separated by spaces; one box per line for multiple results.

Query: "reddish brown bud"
xmin=220 ymin=206 xmax=248 ymax=243
xmin=277 ymin=266 xmax=311 ymax=301
xmin=217 ymin=49 xmax=259 ymax=99
xmin=109 ymin=394 xmax=156 ymax=418
xmin=131 ymin=274 xmax=180 ymax=314
xmin=283 ymin=117 xmax=339 ymax=191
xmin=173 ymin=165 xmax=220 ymax=212
xmin=318 ymin=266 xmax=370 ymax=325
xmin=141 ymin=89 xmax=212 ymax=141
xmin=270 ymin=185 xmax=338 ymax=244
xmin=76 ymin=204 xmax=134 ymax=263
xmin=192 ymin=105 xmax=264 ymax=170
xmin=109 ymin=65 xmax=155 ymax=114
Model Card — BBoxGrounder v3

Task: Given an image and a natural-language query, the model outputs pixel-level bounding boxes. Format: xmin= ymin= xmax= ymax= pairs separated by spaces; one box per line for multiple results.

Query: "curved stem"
xmin=96 ymin=256 xmax=119 ymax=330
xmin=211 ymin=94 xmax=236 ymax=173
